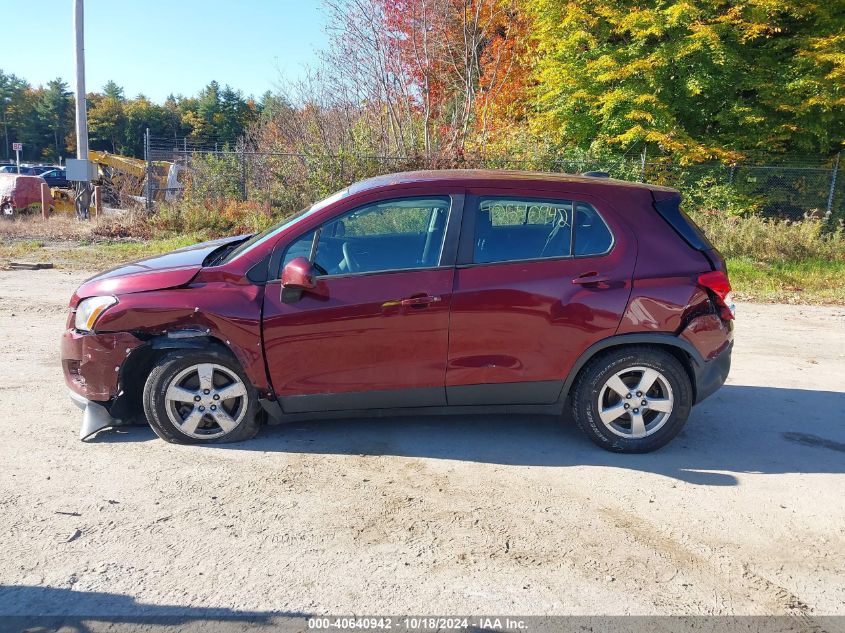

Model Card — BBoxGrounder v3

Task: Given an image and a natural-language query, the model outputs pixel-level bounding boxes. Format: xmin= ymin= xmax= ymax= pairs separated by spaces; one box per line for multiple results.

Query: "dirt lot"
xmin=0 ymin=268 xmax=843 ymax=619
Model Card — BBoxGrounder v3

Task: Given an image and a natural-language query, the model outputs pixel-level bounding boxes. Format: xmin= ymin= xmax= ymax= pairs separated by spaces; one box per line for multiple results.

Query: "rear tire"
xmin=570 ymin=346 xmax=692 ymax=453
xmin=143 ymin=349 xmax=260 ymax=444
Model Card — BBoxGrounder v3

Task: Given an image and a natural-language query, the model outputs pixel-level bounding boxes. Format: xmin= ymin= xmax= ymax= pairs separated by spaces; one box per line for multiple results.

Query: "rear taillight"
xmin=698 ymin=271 xmax=735 ymax=321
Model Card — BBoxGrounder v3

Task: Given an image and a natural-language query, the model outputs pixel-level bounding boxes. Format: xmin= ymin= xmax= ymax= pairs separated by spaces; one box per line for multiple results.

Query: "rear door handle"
xmin=572 ymin=272 xmax=610 ymax=285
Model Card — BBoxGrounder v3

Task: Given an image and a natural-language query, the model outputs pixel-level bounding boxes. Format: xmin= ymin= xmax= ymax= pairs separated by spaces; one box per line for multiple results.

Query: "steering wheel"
xmin=342 ymin=241 xmax=361 ymax=273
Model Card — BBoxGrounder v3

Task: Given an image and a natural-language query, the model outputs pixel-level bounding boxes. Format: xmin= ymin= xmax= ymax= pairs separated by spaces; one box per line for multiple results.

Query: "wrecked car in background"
xmin=1 ymin=173 xmax=48 ymax=218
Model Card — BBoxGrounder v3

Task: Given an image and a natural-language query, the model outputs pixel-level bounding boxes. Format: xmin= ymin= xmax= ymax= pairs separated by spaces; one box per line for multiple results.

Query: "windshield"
xmin=221 ymin=188 xmax=349 ymax=263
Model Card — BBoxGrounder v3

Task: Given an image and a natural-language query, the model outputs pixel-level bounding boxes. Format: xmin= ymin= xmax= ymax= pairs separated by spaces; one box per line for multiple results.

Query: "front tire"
xmin=143 ymin=350 xmax=260 ymax=444
xmin=570 ymin=346 xmax=692 ymax=453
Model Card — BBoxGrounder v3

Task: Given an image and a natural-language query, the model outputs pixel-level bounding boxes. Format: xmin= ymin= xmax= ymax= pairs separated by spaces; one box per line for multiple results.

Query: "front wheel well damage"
xmin=109 ymin=334 xmax=248 ymax=424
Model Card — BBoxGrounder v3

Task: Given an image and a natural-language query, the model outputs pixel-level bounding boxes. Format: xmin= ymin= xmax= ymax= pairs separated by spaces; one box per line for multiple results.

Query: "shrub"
xmin=689 ymin=210 xmax=845 ymax=263
xmin=184 ymin=152 xmax=244 ymax=202
xmin=149 ymin=198 xmax=279 ymax=239
xmin=684 ymin=178 xmax=763 ymax=217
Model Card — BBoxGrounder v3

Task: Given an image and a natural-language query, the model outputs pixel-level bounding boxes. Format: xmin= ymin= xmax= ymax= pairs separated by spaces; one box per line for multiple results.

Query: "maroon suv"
xmin=61 ymin=170 xmax=734 ymax=452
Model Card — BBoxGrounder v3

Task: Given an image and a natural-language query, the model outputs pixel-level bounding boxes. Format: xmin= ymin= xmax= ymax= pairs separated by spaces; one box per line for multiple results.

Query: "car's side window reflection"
xmin=282 ymin=197 xmax=451 ymax=276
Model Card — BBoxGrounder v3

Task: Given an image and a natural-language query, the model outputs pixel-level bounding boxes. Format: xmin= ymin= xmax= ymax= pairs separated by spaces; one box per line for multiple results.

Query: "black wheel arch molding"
xmin=107 ymin=330 xmax=261 ymax=423
xmin=557 ymin=332 xmax=727 ymax=406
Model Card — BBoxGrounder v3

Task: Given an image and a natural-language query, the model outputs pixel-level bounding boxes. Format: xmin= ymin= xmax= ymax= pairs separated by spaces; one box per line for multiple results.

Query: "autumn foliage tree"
xmin=525 ymin=0 xmax=845 ymax=162
xmin=472 ymin=1 xmax=532 ymax=151
xmin=312 ymin=0 xmax=525 ymax=158
xmin=381 ymin=0 xmax=525 ymax=154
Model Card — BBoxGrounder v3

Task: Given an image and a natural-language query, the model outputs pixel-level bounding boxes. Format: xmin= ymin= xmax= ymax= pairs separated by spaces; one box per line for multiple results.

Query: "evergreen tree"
xmin=35 ymin=78 xmax=73 ymax=160
xmin=102 ymin=80 xmax=125 ymax=101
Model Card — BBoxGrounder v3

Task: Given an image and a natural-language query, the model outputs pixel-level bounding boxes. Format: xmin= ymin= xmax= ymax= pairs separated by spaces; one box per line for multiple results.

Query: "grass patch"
xmin=0 ymin=235 xmax=199 ymax=270
xmin=690 ymin=210 xmax=845 ymax=262
xmin=727 ymin=257 xmax=845 ymax=304
xmin=0 ymin=213 xmax=150 ymax=241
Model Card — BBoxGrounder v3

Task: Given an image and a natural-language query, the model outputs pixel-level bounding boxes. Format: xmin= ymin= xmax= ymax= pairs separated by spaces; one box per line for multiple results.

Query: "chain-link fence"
xmin=143 ymin=131 xmax=844 ymax=223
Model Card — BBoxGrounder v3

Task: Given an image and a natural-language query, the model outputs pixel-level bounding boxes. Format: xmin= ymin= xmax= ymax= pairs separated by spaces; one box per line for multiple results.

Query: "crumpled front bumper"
xmin=61 ymin=328 xmax=146 ymax=440
xmin=68 ymin=388 xmax=120 ymax=440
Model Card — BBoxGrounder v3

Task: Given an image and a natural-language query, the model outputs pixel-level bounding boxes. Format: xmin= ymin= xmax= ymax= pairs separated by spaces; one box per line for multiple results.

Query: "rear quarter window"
xmin=574 ymin=203 xmax=614 ymax=256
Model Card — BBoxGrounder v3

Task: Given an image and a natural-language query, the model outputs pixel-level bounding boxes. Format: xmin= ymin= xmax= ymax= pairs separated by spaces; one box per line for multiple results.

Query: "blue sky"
xmin=3 ymin=0 xmax=326 ymax=101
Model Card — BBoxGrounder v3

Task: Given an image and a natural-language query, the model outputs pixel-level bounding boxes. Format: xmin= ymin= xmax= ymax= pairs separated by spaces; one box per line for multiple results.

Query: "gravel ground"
xmin=0 ymin=269 xmax=843 ymax=620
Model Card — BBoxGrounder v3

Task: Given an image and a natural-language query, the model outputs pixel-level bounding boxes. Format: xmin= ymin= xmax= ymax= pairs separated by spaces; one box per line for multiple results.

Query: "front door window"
xmin=283 ymin=196 xmax=451 ymax=275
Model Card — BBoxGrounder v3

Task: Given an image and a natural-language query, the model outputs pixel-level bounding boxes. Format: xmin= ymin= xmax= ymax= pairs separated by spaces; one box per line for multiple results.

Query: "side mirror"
xmin=281 ymin=256 xmax=317 ymax=303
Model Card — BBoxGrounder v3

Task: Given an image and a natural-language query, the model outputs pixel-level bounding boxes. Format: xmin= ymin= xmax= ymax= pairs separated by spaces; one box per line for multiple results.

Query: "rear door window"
xmin=471 ymin=197 xmax=613 ymax=264
xmin=474 ymin=198 xmax=574 ymax=264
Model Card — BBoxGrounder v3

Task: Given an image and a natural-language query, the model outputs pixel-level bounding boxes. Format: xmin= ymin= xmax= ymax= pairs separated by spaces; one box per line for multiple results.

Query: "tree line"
xmin=3 ymin=0 xmax=843 ymax=167
xmin=0 ymin=73 xmax=259 ymax=163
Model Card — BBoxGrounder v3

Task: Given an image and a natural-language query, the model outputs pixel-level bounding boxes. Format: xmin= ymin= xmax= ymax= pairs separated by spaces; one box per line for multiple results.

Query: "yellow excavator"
xmin=51 ymin=151 xmax=183 ymax=214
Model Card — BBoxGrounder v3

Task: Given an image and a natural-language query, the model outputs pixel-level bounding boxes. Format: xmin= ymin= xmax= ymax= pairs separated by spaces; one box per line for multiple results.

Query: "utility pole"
xmin=145 ymin=128 xmax=154 ymax=212
xmin=72 ymin=0 xmax=92 ymax=219
xmin=1 ymin=97 xmax=9 ymax=161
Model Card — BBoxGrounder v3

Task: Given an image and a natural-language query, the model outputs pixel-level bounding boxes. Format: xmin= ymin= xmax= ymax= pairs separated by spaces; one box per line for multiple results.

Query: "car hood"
xmin=74 ymin=235 xmax=250 ymax=299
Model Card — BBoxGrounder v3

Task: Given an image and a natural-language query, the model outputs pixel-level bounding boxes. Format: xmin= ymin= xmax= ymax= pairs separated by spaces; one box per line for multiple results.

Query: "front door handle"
xmin=572 ymin=272 xmax=610 ymax=285
xmin=400 ymin=295 xmax=441 ymax=308
xmin=381 ymin=295 xmax=442 ymax=309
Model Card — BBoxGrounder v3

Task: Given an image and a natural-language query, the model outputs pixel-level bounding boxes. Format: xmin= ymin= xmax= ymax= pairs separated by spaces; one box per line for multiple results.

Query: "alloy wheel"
xmin=597 ymin=366 xmax=674 ymax=439
xmin=164 ymin=363 xmax=248 ymax=439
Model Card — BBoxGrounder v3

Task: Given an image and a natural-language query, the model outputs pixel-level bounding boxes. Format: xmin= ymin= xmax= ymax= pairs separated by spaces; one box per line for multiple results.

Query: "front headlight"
xmin=74 ymin=296 xmax=118 ymax=332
